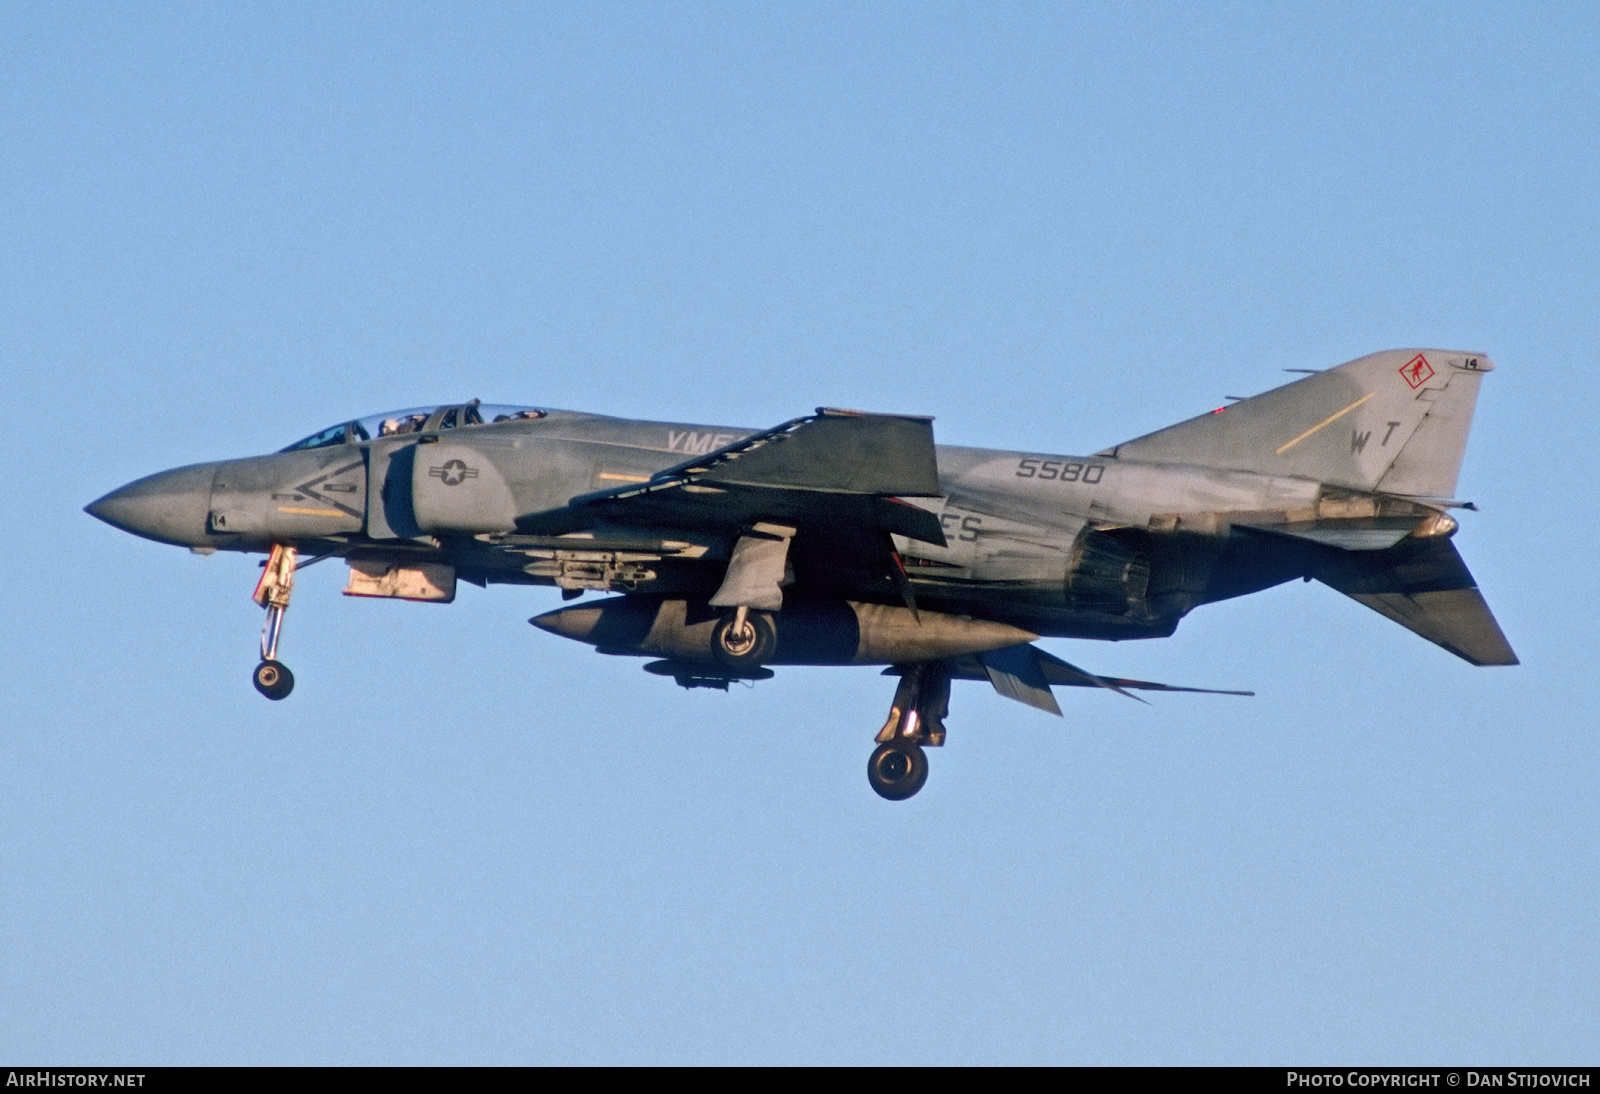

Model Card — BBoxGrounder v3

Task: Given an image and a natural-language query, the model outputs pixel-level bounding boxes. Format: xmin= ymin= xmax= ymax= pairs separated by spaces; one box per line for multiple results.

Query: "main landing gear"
xmin=251 ymin=543 xmax=297 ymax=700
xmin=868 ymin=661 xmax=950 ymax=801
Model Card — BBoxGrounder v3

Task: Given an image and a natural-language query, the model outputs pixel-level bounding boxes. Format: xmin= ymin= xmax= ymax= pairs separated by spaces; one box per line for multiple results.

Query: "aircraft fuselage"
xmin=87 ymin=406 xmax=1345 ymax=644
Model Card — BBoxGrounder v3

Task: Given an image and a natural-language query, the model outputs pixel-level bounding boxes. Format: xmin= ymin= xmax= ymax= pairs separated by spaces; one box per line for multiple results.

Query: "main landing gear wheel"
xmin=253 ymin=659 xmax=294 ymax=700
xmin=868 ymin=740 xmax=928 ymax=801
xmin=712 ymin=608 xmax=776 ymax=670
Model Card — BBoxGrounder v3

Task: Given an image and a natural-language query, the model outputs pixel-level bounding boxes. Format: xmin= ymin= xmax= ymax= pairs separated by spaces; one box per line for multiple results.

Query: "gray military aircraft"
xmin=88 ymin=348 xmax=1515 ymax=799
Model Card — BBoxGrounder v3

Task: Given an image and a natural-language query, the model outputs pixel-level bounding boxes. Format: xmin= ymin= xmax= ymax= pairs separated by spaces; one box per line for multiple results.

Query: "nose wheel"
xmin=253 ymin=659 xmax=294 ymax=700
xmin=251 ymin=544 xmax=297 ymax=699
xmin=868 ymin=661 xmax=950 ymax=800
xmin=712 ymin=605 xmax=777 ymax=670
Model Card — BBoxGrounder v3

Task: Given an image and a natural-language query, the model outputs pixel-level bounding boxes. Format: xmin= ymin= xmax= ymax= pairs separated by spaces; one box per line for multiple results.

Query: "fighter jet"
xmin=87 ymin=348 xmax=1515 ymax=800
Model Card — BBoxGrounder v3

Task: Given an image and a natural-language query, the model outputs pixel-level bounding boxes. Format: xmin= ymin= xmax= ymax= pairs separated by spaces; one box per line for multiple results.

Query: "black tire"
xmin=253 ymin=659 xmax=295 ymax=700
xmin=711 ymin=610 xmax=777 ymax=670
xmin=868 ymin=740 xmax=929 ymax=801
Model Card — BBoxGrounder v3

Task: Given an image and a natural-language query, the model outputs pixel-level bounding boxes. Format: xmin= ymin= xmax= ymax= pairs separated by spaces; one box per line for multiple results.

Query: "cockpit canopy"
xmin=280 ymin=401 xmax=547 ymax=452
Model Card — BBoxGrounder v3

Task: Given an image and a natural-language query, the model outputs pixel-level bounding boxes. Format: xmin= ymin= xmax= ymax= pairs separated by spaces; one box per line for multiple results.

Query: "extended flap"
xmin=978 ymin=645 xmax=1061 ymax=715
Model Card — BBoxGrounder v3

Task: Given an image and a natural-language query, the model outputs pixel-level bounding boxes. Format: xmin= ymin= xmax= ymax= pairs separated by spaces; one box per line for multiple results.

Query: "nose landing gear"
xmin=251 ymin=543 xmax=297 ymax=700
xmin=253 ymin=658 xmax=294 ymax=700
xmin=712 ymin=605 xmax=777 ymax=670
xmin=868 ymin=661 xmax=950 ymax=800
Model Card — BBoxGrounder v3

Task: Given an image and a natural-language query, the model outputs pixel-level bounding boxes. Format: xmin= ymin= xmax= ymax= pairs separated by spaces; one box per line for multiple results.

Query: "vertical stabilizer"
xmin=1104 ymin=349 xmax=1494 ymax=498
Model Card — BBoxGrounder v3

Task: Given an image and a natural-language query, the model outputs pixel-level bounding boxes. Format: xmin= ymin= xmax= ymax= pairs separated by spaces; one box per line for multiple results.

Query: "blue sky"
xmin=3 ymin=1 xmax=1596 ymax=1063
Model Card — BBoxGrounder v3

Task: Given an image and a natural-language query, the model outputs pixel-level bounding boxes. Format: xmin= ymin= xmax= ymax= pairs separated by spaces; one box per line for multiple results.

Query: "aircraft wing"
xmin=521 ymin=408 xmax=948 ymax=547
xmin=889 ymin=644 xmax=1255 ymax=716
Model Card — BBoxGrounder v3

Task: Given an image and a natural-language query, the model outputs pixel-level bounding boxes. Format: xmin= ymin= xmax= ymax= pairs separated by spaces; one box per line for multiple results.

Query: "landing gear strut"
xmin=252 ymin=543 xmax=297 ymax=700
xmin=868 ymin=661 xmax=950 ymax=801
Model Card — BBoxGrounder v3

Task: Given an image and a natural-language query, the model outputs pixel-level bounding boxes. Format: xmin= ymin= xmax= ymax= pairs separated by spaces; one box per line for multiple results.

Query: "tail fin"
xmin=1311 ymin=537 xmax=1518 ymax=666
xmin=1103 ymin=349 xmax=1494 ymax=498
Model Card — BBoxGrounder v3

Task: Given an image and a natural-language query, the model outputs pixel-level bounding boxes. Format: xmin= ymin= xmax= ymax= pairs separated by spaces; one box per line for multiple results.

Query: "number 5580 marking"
xmin=1016 ymin=458 xmax=1103 ymax=484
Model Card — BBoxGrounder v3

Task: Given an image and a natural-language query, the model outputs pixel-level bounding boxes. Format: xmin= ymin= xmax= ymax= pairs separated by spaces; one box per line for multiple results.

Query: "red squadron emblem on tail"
xmin=1399 ymin=353 xmax=1435 ymax=389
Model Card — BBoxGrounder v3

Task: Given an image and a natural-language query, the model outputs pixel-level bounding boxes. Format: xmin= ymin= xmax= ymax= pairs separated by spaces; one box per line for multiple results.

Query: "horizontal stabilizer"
xmin=1311 ymin=537 xmax=1518 ymax=666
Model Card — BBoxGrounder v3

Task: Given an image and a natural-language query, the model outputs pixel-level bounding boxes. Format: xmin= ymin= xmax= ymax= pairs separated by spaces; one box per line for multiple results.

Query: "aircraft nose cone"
xmin=86 ymin=463 xmax=217 ymax=547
